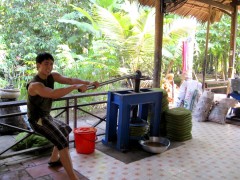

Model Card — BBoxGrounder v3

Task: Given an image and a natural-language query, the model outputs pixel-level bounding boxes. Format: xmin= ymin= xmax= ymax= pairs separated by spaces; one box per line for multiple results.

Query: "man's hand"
xmin=77 ymin=84 xmax=88 ymax=93
xmin=89 ymin=81 xmax=100 ymax=89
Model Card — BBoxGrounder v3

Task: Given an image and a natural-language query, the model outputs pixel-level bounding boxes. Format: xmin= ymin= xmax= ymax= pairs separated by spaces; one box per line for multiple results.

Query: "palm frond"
xmin=93 ymin=5 xmax=126 ymax=46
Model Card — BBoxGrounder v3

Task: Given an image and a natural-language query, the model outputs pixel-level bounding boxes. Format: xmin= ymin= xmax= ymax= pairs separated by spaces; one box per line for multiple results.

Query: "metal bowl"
xmin=139 ymin=136 xmax=170 ymax=154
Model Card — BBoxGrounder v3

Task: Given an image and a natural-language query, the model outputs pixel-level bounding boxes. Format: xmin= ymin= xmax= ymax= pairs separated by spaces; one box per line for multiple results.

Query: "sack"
xmin=192 ymin=91 xmax=214 ymax=122
xmin=183 ymin=80 xmax=202 ymax=111
xmin=208 ymin=98 xmax=238 ymax=124
xmin=174 ymin=80 xmax=187 ymax=107
xmin=174 ymin=80 xmax=202 ymax=110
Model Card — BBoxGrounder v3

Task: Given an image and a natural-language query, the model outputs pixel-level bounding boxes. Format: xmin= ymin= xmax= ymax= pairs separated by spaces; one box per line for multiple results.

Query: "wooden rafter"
xmin=195 ymin=0 xmax=233 ymax=12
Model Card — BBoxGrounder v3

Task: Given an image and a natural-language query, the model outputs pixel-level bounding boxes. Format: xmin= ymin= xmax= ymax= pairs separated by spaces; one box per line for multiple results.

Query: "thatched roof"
xmin=138 ymin=0 xmax=239 ymax=23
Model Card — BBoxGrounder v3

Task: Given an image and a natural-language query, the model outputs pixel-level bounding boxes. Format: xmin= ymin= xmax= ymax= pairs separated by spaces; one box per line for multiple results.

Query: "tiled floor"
xmin=1 ymin=110 xmax=240 ymax=180
xmin=71 ymin=119 xmax=240 ymax=180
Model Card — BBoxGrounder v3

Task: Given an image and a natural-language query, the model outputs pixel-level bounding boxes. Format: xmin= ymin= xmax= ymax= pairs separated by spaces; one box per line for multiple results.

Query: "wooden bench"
xmin=205 ymin=80 xmax=229 ymax=93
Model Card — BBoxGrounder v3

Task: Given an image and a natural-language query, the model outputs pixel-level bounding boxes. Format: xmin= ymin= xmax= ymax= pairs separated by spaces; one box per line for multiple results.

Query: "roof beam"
xmin=194 ymin=0 xmax=234 ymax=12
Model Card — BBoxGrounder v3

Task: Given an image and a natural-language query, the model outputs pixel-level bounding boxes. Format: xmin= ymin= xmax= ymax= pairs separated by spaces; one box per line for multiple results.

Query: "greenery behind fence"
xmin=0 ymin=0 xmax=240 ymax=102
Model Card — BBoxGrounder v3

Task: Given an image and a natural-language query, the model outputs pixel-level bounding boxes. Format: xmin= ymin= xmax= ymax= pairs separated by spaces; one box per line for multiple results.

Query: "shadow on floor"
xmin=95 ymin=139 xmax=184 ymax=164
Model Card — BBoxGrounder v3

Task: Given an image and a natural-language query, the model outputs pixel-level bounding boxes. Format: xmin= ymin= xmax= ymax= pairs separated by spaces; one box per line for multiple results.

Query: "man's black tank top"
xmin=26 ymin=74 xmax=54 ymax=122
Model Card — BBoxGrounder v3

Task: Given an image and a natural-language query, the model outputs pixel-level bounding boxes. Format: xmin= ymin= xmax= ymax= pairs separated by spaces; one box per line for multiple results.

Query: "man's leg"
xmin=49 ymin=146 xmax=59 ymax=162
xmin=59 ymin=147 xmax=79 ymax=180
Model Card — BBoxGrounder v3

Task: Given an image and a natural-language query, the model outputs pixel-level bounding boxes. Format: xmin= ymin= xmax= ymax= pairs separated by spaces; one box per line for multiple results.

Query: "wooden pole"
xmin=153 ymin=0 xmax=164 ymax=88
xmin=228 ymin=0 xmax=238 ymax=79
xmin=202 ymin=6 xmax=211 ymax=91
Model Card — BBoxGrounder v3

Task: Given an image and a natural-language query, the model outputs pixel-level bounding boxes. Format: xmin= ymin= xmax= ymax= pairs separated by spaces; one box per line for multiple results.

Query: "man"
xmin=27 ymin=52 xmax=99 ymax=180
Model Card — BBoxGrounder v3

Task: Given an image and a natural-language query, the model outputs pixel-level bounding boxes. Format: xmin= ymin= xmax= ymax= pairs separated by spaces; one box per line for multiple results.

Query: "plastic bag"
xmin=183 ymin=80 xmax=202 ymax=111
xmin=174 ymin=80 xmax=202 ymax=111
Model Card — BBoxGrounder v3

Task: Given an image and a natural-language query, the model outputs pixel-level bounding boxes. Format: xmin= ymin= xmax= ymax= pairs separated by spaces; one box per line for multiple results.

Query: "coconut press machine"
xmin=87 ymin=70 xmax=163 ymax=152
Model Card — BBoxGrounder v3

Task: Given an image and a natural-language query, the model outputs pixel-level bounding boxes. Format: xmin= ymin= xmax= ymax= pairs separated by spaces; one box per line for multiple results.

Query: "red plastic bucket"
xmin=74 ymin=127 xmax=97 ymax=154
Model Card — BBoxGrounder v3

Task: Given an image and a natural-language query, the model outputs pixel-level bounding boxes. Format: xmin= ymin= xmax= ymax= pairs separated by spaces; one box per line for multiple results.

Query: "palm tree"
xmin=61 ymin=1 xmax=198 ymax=81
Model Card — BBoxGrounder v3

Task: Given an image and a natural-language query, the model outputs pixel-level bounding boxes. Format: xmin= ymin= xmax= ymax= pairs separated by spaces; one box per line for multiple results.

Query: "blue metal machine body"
xmin=102 ymin=88 xmax=163 ymax=151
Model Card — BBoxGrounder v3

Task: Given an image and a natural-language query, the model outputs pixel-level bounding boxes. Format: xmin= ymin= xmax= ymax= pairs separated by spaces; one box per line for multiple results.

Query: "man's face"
xmin=37 ymin=59 xmax=54 ymax=76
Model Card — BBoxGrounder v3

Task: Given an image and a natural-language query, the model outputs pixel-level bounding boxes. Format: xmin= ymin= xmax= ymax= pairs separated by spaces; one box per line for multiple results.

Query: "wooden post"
xmin=153 ymin=0 xmax=164 ymax=88
xmin=202 ymin=6 xmax=211 ymax=91
xmin=228 ymin=0 xmax=238 ymax=79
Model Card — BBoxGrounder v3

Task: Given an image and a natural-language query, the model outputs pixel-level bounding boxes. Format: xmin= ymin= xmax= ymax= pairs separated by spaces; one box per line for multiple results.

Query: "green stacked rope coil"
xmin=130 ymin=119 xmax=149 ymax=138
xmin=165 ymin=107 xmax=192 ymax=141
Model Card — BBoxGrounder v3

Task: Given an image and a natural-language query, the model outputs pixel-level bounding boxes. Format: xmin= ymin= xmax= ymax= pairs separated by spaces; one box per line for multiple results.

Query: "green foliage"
xmin=194 ymin=14 xmax=240 ymax=77
xmin=0 ymin=0 xmax=199 ymax=99
xmin=0 ymin=0 xmax=65 ymax=97
xmin=1 ymin=0 xmax=239 ymax=102
xmin=12 ymin=132 xmax=51 ymax=151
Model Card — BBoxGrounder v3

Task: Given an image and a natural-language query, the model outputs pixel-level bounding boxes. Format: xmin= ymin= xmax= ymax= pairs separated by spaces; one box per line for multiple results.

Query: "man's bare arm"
xmin=28 ymin=82 xmax=87 ymax=99
xmin=52 ymin=72 xmax=91 ymax=85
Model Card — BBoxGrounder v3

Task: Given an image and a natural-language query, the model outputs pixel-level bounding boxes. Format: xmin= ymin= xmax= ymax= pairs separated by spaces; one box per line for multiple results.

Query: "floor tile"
xmin=49 ymin=170 xmax=69 ymax=180
xmin=25 ymin=163 xmax=63 ymax=178
xmin=0 ymin=169 xmax=32 ymax=180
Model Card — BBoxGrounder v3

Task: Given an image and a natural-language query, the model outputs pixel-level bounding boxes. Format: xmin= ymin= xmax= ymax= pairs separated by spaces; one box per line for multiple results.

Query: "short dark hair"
xmin=36 ymin=52 xmax=54 ymax=63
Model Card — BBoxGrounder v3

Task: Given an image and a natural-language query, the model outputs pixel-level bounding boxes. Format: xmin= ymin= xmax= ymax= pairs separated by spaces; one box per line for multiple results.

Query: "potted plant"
xmin=0 ymin=49 xmax=22 ymax=100
xmin=0 ymin=84 xmax=20 ymax=100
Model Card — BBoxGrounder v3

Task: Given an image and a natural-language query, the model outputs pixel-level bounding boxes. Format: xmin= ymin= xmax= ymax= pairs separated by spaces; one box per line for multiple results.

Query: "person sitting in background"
xmin=162 ymin=73 xmax=178 ymax=104
xmin=26 ymin=52 xmax=99 ymax=180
